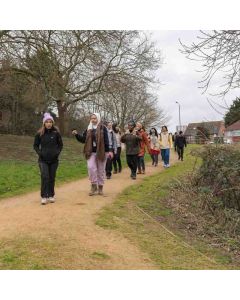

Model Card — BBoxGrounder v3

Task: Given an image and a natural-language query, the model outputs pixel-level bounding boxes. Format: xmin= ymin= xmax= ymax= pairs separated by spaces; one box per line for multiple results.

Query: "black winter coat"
xmin=175 ymin=135 xmax=187 ymax=148
xmin=34 ymin=128 xmax=63 ymax=163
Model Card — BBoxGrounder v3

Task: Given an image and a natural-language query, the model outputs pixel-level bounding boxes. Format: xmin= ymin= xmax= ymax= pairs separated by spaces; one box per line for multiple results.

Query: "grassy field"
xmin=0 ymin=134 xmax=88 ymax=198
xmin=96 ymin=145 xmax=239 ymax=269
xmin=0 ymin=134 xmax=151 ymax=199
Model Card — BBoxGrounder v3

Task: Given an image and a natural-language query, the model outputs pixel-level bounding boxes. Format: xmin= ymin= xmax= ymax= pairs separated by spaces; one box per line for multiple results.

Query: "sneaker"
xmin=48 ymin=197 xmax=55 ymax=203
xmin=166 ymin=164 xmax=170 ymax=168
xmin=41 ymin=198 xmax=47 ymax=205
xmin=113 ymin=170 xmax=118 ymax=174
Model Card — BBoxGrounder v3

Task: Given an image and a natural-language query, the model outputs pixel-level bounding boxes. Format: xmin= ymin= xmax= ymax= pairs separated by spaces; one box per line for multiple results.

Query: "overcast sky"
xmin=151 ymin=30 xmax=240 ymax=133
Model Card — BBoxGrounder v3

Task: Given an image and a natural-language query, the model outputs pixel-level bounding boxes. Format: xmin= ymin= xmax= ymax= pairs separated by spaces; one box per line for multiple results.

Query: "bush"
xmin=192 ymin=145 xmax=240 ymax=210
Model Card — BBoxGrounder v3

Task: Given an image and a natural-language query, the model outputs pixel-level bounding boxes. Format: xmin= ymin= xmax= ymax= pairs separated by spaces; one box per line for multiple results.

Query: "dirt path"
xmin=0 ymin=154 xmax=178 ymax=269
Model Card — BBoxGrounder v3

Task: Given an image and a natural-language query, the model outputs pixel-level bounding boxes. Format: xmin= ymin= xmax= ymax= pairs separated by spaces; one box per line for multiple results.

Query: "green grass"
xmin=96 ymin=145 xmax=238 ymax=269
xmin=0 ymin=134 xmax=151 ymax=199
xmin=0 ymin=235 xmax=62 ymax=270
xmin=90 ymin=251 xmax=111 ymax=260
xmin=0 ymin=134 xmax=89 ymax=198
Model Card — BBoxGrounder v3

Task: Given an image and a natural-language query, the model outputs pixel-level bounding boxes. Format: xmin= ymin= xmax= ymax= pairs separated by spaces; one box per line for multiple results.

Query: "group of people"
xmin=33 ymin=112 xmax=187 ymax=205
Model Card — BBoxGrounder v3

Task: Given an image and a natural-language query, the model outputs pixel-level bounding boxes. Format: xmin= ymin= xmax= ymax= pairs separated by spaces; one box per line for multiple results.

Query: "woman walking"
xmin=33 ymin=112 xmax=63 ymax=205
xmin=72 ymin=113 xmax=112 ymax=196
xmin=105 ymin=121 xmax=117 ymax=179
xmin=136 ymin=122 xmax=150 ymax=174
xmin=149 ymin=127 xmax=160 ymax=167
xmin=112 ymin=123 xmax=122 ymax=174
xmin=159 ymin=125 xmax=173 ymax=168
xmin=121 ymin=121 xmax=142 ymax=180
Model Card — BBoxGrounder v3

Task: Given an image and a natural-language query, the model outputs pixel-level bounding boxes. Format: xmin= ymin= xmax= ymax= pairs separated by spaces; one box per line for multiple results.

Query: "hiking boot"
xmin=119 ymin=167 xmax=122 ymax=173
xmin=113 ymin=170 xmax=118 ymax=174
xmin=98 ymin=185 xmax=103 ymax=195
xmin=132 ymin=173 xmax=136 ymax=180
xmin=137 ymin=170 xmax=142 ymax=174
xmin=89 ymin=184 xmax=98 ymax=196
xmin=41 ymin=198 xmax=47 ymax=205
xmin=48 ymin=197 xmax=55 ymax=203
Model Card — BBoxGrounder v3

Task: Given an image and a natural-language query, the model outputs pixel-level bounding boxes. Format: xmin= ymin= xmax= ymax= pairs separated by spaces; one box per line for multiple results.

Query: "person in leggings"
xmin=72 ymin=113 xmax=112 ymax=196
xmin=33 ymin=112 xmax=63 ymax=205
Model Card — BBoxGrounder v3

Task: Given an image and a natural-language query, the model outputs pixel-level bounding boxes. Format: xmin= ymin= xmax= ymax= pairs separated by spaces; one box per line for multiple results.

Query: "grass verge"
xmin=96 ymin=145 xmax=239 ymax=269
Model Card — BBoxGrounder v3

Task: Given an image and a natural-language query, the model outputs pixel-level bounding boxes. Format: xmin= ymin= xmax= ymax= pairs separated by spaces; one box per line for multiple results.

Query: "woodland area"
xmin=0 ymin=30 xmax=167 ymax=135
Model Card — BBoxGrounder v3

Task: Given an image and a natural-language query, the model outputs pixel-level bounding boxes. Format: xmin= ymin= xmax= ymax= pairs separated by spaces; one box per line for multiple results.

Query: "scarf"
xmin=84 ymin=123 xmax=105 ymax=161
xmin=87 ymin=112 xmax=101 ymax=130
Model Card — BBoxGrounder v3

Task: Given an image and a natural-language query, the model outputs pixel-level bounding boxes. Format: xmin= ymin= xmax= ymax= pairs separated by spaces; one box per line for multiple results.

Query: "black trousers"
xmin=177 ymin=146 xmax=184 ymax=160
xmin=105 ymin=156 xmax=113 ymax=177
xmin=126 ymin=154 xmax=138 ymax=176
xmin=151 ymin=153 xmax=159 ymax=166
xmin=137 ymin=156 xmax=145 ymax=172
xmin=39 ymin=161 xmax=58 ymax=198
xmin=113 ymin=147 xmax=122 ymax=172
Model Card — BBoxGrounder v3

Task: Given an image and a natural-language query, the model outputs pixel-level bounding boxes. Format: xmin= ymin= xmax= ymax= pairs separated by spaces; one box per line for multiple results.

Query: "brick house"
xmin=225 ymin=120 xmax=240 ymax=143
xmin=184 ymin=121 xmax=225 ymax=144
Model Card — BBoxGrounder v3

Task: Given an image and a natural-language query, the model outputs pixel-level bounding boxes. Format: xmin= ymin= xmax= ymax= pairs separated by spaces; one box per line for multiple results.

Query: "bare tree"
xmin=0 ymin=30 xmax=162 ymax=134
xmin=180 ymin=30 xmax=240 ymax=97
xmin=73 ymin=76 xmax=169 ymax=131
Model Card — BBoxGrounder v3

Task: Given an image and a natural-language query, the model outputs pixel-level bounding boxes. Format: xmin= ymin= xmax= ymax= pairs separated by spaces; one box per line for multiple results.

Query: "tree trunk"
xmin=56 ymin=101 xmax=66 ymax=135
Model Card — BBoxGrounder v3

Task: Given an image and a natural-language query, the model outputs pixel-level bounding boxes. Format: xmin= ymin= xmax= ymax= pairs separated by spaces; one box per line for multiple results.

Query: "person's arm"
xmin=74 ymin=130 xmax=87 ymax=143
xmin=184 ymin=136 xmax=187 ymax=147
xmin=121 ymin=134 xmax=126 ymax=143
xmin=143 ymin=132 xmax=151 ymax=153
xmin=113 ymin=132 xmax=118 ymax=154
xmin=33 ymin=134 xmax=41 ymax=156
xmin=169 ymin=134 xmax=173 ymax=148
xmin=57 ymin=132 xmax=63 ymax=154
xmin=103 ymin=126 xmax=110 ymax=153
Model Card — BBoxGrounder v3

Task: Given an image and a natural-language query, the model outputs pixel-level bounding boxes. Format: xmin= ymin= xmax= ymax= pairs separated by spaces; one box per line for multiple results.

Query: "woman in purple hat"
xmin=33 ymin=113 xmax=63 ymax=205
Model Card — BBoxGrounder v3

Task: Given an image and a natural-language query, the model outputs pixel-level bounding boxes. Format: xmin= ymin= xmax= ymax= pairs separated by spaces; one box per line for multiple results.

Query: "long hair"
xmin=162 ymin=125 xmax=168 ymax=132
xmin=38 ymin=124 xmax=60 ymax=136
xmin=149 ymin=127 xmax=158 ymax=137
xmin=112 ymin=123 xmax=121 ymax=134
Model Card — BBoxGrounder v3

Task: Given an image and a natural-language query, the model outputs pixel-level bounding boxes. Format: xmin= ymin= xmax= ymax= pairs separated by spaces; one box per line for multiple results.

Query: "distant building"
xmin=225 ymin=120 xmax=240 ymax=143
xmin=184 ymin=121 xmax=225 ymax=144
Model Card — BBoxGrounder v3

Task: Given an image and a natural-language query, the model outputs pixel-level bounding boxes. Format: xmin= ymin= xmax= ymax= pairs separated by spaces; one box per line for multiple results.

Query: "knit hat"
xmin=43 ymin=112 xmax=54 ymax=124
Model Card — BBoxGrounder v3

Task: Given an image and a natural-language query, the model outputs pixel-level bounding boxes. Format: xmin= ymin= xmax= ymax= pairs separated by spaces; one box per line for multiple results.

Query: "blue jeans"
xmin=161 ymin=149 xmax=170 ymax=166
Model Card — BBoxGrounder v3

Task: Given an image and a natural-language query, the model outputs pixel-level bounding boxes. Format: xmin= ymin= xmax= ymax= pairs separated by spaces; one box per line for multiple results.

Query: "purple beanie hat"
xmin=43 ymin=112 xmax=54 ymax=124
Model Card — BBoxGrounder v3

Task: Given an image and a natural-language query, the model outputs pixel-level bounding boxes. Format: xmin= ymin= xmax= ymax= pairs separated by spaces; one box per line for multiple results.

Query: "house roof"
xmin=225 ymin=120 xmax=240 ymax=131
xmin=185 ymin=121 xmax=224 ymax=136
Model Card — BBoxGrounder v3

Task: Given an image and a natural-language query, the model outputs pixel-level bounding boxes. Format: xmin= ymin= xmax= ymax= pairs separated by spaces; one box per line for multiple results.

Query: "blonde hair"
xmin=38 ymin=123 xmax=59 ymax=136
